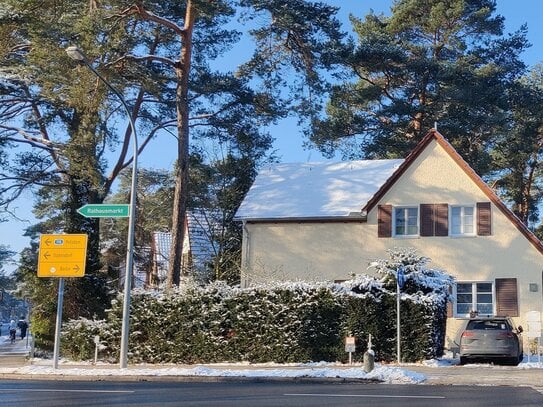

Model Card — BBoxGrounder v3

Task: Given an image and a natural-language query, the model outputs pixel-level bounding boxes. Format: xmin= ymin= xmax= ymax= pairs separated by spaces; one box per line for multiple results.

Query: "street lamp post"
xmin=66 ymin=46 xmax=138 ymax=369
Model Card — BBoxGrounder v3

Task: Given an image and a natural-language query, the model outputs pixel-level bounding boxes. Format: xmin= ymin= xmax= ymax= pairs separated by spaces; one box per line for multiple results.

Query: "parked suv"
xmin=459 ymin=316 xmax=523 ymax=366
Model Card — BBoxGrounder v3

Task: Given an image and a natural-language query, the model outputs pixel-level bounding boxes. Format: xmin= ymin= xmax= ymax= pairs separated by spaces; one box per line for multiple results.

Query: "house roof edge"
xmin=363 ymin=129 xmax=543 ymax=256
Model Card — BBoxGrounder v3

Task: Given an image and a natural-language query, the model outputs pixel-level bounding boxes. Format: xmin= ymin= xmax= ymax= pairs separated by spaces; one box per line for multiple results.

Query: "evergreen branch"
xmin=0 ymin=171 xmax=65 ymax=205
xmin=5 ymin=137 xmax=55 ymax=152
xmin=105 ymin=29 xmax=163 ymax=196
xmin=108 ymin=54 xmax=177 ymax=68
xmin=350 ymin=64 xmax=397 ymax=103
xmin=0 ymin=125 xmax=57 ymax=149
xmin=119 ymin=119 xmax=178 ymax=172
xmin=188 ymin=101 xmax=238 ymax=122
xmin=103 ymin=86 xmax=145 ymax=196
xmin=118 ymin=4 xmax=185 ymax=36
xmin=21 ymin=86 xmax=67 ymax=177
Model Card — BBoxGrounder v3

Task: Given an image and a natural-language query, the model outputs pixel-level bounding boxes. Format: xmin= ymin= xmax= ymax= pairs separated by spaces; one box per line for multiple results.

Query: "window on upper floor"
xmin=378 ymin=202 xmax=491 ymax=238
xmin=393 ymin=206 xmax=418 ymax=236
xmin=451 ymin=205 xmax=475 ymax=236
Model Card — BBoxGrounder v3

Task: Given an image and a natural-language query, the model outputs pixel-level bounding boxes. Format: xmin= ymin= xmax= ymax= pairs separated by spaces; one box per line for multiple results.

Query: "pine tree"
xmin=111 ymin=0 xmax=343 ymax=286
xmin=0 ymin=1 xmax=134 ymax=345
xmin=310 ymin=0 xmax=529 ymax=176
xmin=491 ymin=65 xmax=543 ymax=227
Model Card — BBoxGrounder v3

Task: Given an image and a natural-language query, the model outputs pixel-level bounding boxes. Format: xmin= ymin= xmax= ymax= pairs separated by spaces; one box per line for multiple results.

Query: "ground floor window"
xmin=455 ymin=282 xmax=493 ymax=317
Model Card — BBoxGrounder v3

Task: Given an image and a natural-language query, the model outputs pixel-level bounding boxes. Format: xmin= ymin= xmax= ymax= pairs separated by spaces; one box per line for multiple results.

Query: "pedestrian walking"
xmin=17 ymin=316 xmax=28 ymax=340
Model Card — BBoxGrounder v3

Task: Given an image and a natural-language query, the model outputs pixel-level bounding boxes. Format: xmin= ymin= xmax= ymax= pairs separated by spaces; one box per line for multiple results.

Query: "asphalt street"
xmin=0 ymin=380 xmax=542 ymax=407
xmin=1 ymin=330 xmax=543 ymax=405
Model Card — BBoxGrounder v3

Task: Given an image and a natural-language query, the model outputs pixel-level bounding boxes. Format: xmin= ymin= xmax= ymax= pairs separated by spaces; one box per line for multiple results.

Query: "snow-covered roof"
xmin=235 ymin=159 xmax=404 ymax=220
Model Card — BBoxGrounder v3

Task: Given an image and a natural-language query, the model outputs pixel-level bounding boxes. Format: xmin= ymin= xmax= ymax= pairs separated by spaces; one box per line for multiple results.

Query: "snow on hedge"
xmin=62 ymin=248 xmax=452 ymax=365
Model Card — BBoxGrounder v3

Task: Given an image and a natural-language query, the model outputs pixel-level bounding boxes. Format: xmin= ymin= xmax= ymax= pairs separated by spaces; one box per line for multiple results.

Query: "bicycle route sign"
xmin=37 ymin=234 xmax=88 ymax=278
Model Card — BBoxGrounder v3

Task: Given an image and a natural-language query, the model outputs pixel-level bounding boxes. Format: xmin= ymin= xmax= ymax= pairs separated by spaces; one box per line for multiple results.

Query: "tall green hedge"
xmin=62 ymin=272 xmax=451 ymax=363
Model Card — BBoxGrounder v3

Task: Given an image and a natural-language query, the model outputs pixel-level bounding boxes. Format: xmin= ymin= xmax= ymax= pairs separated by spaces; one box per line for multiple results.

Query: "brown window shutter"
xmin=378 ymin=205 xmax=392 ymax=238
xmin=495 ymin=278 xmax=518 ymax=317
xmin=420 ymin=204 xmax=448 ymax=237
xmin=477 ymin=202 xmax=491 ymax=236
xmin=435 ymin=203 xmax=449 ymax=236
xmin=420 ymin=204 xmax=434 ymax=236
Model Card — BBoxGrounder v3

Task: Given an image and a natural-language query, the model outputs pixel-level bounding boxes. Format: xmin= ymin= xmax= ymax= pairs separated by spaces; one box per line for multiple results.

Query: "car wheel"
xmin=459 ymin=356 xmax=468 ymax=365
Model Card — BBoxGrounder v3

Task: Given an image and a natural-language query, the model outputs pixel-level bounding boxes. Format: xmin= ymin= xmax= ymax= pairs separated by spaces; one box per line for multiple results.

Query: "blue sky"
xmin=269 ymin=0 xmax=543 ymax=163
xmin=2 ymin=1 xmax=543 ymax=270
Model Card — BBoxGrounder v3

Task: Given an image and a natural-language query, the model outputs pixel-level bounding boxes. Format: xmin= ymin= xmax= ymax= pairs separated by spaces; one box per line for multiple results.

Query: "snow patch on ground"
xmin=0 ymin=361 xmax=425 ymax=384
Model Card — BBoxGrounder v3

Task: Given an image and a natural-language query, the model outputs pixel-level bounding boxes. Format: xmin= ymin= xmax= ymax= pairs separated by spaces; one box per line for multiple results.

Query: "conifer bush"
xmin=62 ymin=248 xmax=452 ymax=364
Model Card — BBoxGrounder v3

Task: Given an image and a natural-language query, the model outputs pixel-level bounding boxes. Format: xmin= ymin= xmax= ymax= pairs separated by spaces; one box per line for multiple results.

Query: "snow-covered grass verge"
xmin=0 ymin=361 xmax=425 ymax=384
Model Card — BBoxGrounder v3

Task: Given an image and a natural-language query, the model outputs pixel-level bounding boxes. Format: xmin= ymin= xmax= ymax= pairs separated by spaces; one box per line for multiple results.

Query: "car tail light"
xmin=461 ymin=331 xmax=475 ymax=338
xmin=496 ymin=332 xmax=515 ymax=339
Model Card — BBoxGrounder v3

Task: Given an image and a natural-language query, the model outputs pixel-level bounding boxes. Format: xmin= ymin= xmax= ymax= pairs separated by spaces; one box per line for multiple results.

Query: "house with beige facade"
xmin=235 ymin=130 xmax=543 ymax=344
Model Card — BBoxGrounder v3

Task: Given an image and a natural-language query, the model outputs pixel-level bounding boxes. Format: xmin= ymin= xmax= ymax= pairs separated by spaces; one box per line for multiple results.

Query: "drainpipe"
xmin=242 ymin=220 xmax=250 ymax=287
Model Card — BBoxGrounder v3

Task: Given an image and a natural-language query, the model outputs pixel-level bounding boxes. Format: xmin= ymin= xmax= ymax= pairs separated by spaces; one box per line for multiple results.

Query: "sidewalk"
xmin=1 ymin=335 xmax=543 ymax=388
xmin=0 ymin=334 xmax=31 ymax=367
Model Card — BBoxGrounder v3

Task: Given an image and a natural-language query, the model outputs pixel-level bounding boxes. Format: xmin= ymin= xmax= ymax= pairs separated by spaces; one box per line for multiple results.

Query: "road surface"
xmin=0 ymin=380 xmax=542 ymax=407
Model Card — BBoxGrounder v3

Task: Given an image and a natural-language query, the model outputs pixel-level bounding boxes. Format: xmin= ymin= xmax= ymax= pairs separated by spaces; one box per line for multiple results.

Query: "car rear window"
xmin=466 ymin=320 xmax=509 ymax=330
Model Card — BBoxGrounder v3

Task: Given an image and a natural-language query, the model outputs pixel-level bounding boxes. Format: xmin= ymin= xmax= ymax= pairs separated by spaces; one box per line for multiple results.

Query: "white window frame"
xmin=454 ymin=281 xmax=495 ymax=318
xmin=450 ymin=204 xmax=476 ymax=236
xmin=393 ymin=206 xmax=419 ymax=237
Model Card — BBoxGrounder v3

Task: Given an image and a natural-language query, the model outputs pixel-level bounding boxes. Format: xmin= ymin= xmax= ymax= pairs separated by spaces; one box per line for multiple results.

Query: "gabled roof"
xmin=237 ymin=129 xmax=543 ymax=254
xmin=235 ymin=159 xmax=403 ymax=221
xmin=363 ymin=129 xmax=543 ymax=255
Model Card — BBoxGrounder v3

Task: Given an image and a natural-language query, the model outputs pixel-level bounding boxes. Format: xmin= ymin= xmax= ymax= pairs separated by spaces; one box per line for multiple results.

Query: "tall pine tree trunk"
xmin=167 ymin=1 xmax=196 ymax=287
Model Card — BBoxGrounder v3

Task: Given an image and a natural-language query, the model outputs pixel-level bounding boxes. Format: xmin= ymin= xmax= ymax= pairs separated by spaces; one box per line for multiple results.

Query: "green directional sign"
xmin=77 ymin=204 xmax=130 ymax=218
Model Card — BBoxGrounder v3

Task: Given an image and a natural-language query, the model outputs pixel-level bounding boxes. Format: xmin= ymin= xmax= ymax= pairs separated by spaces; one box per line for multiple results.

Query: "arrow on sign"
xmin=77 ymin=204 xmax=130 ymax=218
xmin=38 ymin=234 xmax=88 ymax=278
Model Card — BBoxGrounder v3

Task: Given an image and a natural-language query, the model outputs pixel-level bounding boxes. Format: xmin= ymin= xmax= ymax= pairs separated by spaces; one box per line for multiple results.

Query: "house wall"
xmin=241 ymin=138 xmax=543 ymax=348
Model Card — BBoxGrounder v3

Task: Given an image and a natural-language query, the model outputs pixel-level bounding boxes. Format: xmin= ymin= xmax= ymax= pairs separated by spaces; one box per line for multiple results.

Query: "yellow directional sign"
xmin=38 ymin=234 xmax=88 ymax=278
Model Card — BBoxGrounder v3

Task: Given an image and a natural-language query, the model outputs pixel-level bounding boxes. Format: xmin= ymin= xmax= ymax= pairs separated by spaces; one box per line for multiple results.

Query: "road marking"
xmin=0 ymin=389 xmax=134 ymax=394
xmin=284 ymin=393 xmax=445 ymax=399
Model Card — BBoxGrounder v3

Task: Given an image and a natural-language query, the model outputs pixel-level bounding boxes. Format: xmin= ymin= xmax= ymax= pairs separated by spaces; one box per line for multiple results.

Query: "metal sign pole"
xmin=52 ymin=277 xmax=65 ymax=370
xmin=397 ymin=277 xmax=401 ymax=364
xmin=396 ymin=266 xmax=406 ymax=364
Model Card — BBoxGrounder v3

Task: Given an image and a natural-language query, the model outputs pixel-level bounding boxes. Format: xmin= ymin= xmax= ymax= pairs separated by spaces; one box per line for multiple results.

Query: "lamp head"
xmin=65 ymin=46 xmax=87 ymax=62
